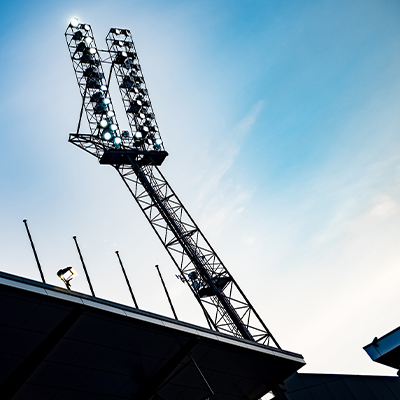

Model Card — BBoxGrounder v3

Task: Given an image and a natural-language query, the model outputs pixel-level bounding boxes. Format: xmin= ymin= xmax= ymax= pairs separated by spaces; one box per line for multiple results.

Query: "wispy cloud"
xmin=193 ymin=101 xmax=265 ymax=235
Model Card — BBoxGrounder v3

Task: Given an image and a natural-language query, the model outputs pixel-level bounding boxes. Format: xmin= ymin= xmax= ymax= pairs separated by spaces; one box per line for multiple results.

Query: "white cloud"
xmin=193 ymin=101 xmax=264 ymax=235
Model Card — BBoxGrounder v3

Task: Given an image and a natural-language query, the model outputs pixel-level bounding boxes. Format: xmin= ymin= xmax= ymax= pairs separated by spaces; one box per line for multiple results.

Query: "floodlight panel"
xmin=65 ymin=22 xmax=123 ymax=156
xmin=105 ymin=28 xmax=166 ymax=153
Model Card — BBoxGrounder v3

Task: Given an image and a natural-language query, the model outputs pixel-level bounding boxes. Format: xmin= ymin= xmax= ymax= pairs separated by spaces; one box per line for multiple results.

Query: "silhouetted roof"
xmin=364 ymin=327 xmax=400 ymax=370
xmin=0 ymin=271 xmax=305 ymax=399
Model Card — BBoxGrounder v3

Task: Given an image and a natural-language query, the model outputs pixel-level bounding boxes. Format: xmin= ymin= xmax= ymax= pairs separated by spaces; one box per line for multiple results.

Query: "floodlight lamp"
xmin=76 ymin=41 xmax=87 ymax=52
xmin=149 ymin=125 xmax=159 ymax=133
xmin=99 ymin=119 xmax=109 ymax=128
xmin=83 ymin=24 xmax=90 ymax=31
xmin=110 ymin=123 xmax=118 ymax=131
xmin=113 ymin=136 xmax=122 ymax=147
xmin=79 ymin=53 xmax=93 ymax=63
xmin=120 ymin=75 xmax=134 ymax=89
xmin=72 ymin=31 xmax=83 ymax=41
xmin=154 ymin=138 xmax=163 ymax=147
xmin=90 ymin=91 xmax=104 ymax=102
xmin=85 ymin=36 xmax=93 ymax=44
xmin=106 ymin=110 xmax=114 ymax=117
xmin=103 ymin=97 xmax=111 ymax=105
xmin=122 ymin=130 xmax=130 ymax=137
xmin=93 ymin=102 xmax=107 ymax=114
xmin=142 ymin=100 xmax=151 ymax=108
xmin=192 ymin=280 xmax=200 ymax=291
xmin=83 ymin=66 xmax=99 ymax=77
xmin=131 ymin=63 xmax=140 ymax=72
xmin=100 ymin=84 xmax=107 ymax=92
xmin=134 ymin=131 xmax=142 ymax=139
xmin=124 ymin=58 xmax=134 ymax=69
xmin=188 ymin=271 xmax=198 ymax=280
xmin=57 ymin=266 xmax=78 ymax=290
xmin=86 ymin=77 xmax=101 ymax=88
xmin=102 ymin=131 xmax=113 ymax=141
xmin=130 ymin=87 xmax=139 ymax=96
xmin=89 ymin=47 xmax=96 ymax=54
xmin=129 ymin=100 xmax=142 ymax=113
xmin=70 ymin=17 xmax=79 ymax=28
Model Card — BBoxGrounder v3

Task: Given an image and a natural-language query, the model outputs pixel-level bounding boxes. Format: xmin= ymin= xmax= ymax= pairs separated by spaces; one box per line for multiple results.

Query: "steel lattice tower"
xmin=65 ymin=19 xmax=280 ymax=349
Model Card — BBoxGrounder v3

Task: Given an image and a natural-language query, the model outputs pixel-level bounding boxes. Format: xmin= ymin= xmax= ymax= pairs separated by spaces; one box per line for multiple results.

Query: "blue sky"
xmin=1 ymin=0 xmax=400 ymax=377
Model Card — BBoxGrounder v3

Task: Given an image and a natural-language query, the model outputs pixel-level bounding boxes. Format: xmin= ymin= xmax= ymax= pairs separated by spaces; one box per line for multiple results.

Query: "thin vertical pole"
xmin=155 ymin=265 xmax=178 ymax=320
xmin=72 ymin=236 xmax=95 ymax=297
xmin=76 ymin=84 xmax=88 ymax=135
xmin=115 ymin=251 xmax=138 ymax=309
xmin=23 ymin=219 xmax=46 ymax=284
xmin=106 ymin=61 xmax=114 ymax=93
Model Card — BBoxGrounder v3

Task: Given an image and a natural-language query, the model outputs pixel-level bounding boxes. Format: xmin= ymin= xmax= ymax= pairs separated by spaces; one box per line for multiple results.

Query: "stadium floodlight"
xmin=66 ymin=24 xmax=293 ymax=370
xmin=140 ymin=126 xmax=149 ymax=137
xmin=124 ymin=58 xmax=135 ymax=69
xmin=113 ymin=136 xmax=122 ymax=147
xmin=57 ymin=266 xmax=78 ymax=290
xmin=110 ymin=123 xmax=118 ymax=131
xmin=99 ymin=119 xmax=109 ymax=128
xmin=72 ymin=31 xmax=83 ymax=41
xmin=128 ymin=100 xmax=142 ymax=113
xmin=78 ymin=52 xmax=94 ymax=64
xmin=114 ymin=51 xmax=128 ymax=65
xmin=121 ymin=75 xmax=134 ymax=89
xmin=70 ymin=17 xmax=79 ymax=28
xmin=87 ymin=77 xmax=101 ymax=88
xmin=83 ymin=66 xmax=103 ymax=78
xmin=90 ymin=91 xmax=104 ymax=102
xmin=102 ymin=131 xmax=113 ymax=141
xmin=94 ymin=102 xmax=107 ymax=114
xmin=76 ymin=41 xmax=87 ymax=52
xmin=66 ymin=21 xmax=123 ymax=154
xmin=105 ymin=28 xmax=166 ymax=152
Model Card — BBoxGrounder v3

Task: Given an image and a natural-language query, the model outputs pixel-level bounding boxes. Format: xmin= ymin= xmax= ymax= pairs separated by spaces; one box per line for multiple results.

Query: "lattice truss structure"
xmin=65 ymin=19 xmax=280 ymax=349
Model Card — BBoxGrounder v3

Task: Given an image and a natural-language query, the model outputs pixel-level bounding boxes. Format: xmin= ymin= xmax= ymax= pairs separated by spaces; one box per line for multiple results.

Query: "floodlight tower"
xmin=65 ymin=20 xmax=280 ymax=348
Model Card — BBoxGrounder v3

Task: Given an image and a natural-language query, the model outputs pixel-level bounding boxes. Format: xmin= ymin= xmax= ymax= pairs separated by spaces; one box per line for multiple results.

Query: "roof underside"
xmin=0 ymin=271 xmax=305 ymax=400
xmin=285 ymin=373 xmax=400 ymax=400
xmin=364 ymin=327 xmax=400 ymax=370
